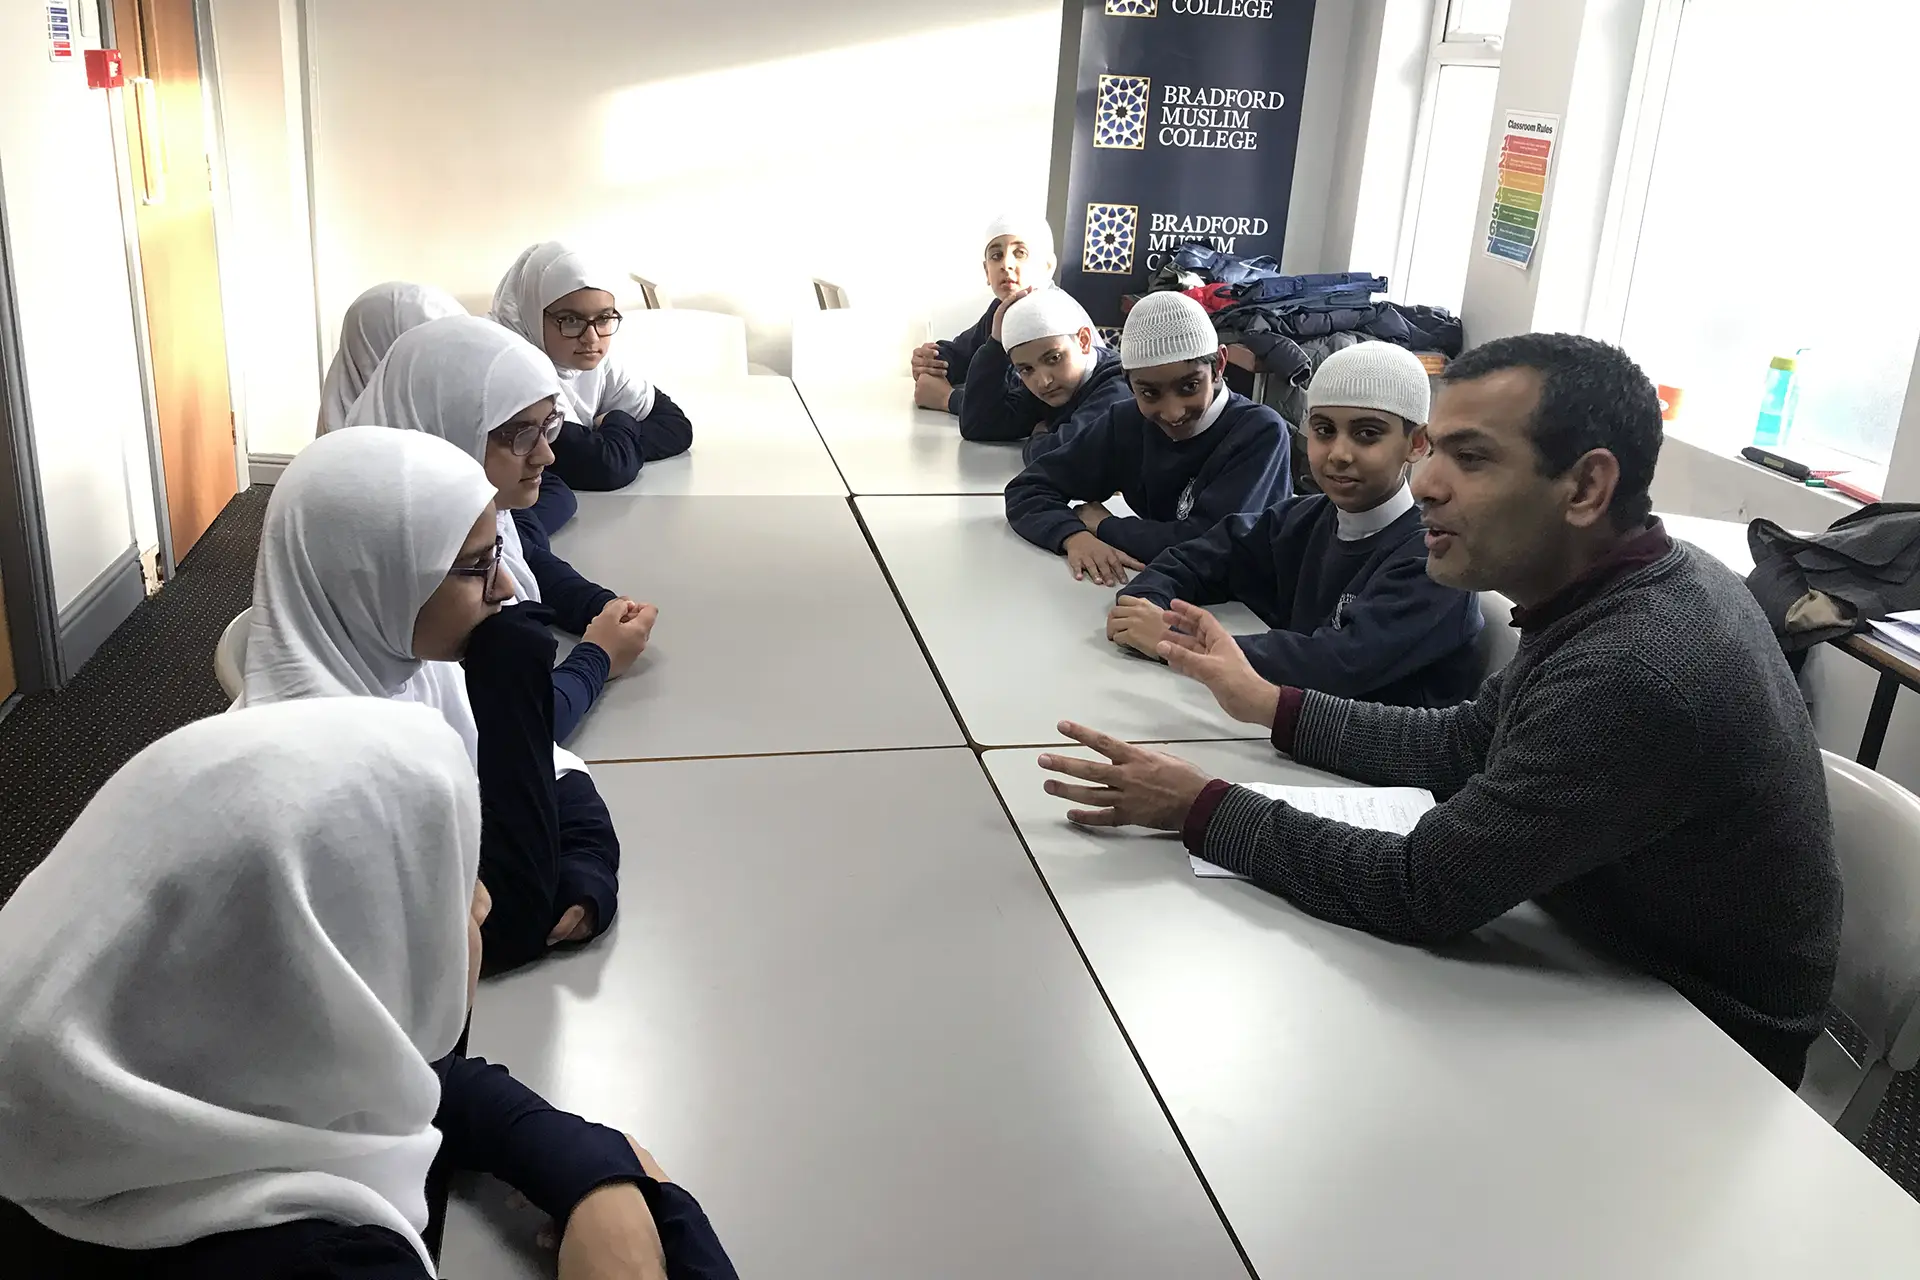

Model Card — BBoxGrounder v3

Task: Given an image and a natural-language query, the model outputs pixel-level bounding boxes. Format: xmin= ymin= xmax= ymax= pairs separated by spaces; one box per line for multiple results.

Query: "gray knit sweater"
xmin=1196 ymin=543 xmax=1843 ymax=1085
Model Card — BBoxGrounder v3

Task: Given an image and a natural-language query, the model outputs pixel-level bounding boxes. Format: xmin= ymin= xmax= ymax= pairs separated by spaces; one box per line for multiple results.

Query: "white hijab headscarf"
xmin=489 ymin=240 xmax=656 ymax=425
xmin=346 ymin=314 xmax=562 ymax=609
xmin=0 ymin=698 xmax=479 ymax=1268
xmin=317 ymin=282 xmax=465 ymax=437
xmin=238 ymin=426 xmax=498 ymax=763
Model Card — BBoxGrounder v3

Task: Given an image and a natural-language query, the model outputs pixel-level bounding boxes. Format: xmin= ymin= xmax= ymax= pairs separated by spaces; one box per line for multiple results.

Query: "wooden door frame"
xmin=0 ymin=161 xmax=66 ymax=696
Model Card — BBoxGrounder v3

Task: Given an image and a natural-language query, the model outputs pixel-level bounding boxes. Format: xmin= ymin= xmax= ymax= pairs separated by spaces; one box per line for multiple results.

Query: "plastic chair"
xmin=1799 ymin=752 xmax=1920 ymax=1140
xmin=1474 ymin=591 xmax=1518 ymax=678
xmin=813 ymin=279 xmax=851 ymax=310
xmin=790 ymin=309 xmax=932 ymax=385
xmin=620 ymin=309 xmax=750 ymax=381
xmin=628 ymin=273 xmax=664 ymax=310
xmin=214 ymin=607 xmax=251 ymax=700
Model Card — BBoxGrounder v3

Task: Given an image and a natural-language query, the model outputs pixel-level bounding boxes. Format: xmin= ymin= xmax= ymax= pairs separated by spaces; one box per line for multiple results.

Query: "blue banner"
xmin=1055 ymin=0 xmax=1316 ymax=330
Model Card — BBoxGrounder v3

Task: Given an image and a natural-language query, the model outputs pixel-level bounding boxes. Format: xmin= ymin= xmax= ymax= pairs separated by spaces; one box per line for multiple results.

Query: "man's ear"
xmin=1564 ymin=448 xmax=1623 ymax=530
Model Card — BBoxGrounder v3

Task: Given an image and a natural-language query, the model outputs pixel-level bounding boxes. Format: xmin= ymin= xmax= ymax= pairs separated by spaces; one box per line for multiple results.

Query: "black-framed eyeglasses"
xmin=489 ymin=411 xmax=565 ymax=457
xmin=448 ymin=534 xmax=510 ymax=605
xmin=544 ymin=309 xmax=622 ymax=339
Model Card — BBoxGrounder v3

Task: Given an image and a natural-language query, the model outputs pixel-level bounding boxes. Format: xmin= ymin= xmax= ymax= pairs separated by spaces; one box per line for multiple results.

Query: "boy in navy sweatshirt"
xmin=912 ymin=214 xmax=1055 ymax=414
xmin=1004 ymin=291 xmax=1291 ymax=586
xmin=1111 ymin=342 xmax=1483 ymax=706
xmin=959 ymin=286 xmax=1134 ymax=462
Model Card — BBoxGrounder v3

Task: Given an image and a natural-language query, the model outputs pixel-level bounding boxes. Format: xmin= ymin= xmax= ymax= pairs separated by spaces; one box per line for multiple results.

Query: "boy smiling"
xmin=1113 ymin=342 xmax=1482 ymax=706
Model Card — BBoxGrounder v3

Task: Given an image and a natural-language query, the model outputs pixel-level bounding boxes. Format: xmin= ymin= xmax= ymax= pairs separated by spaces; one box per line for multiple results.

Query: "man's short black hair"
xmin=1440 ymin=333 xmax=1662 ymax=528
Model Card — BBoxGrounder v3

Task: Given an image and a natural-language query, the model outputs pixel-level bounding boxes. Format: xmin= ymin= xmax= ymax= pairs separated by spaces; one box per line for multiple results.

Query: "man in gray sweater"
xmin=1039 ymin=333 xmax=1842 ymax=1087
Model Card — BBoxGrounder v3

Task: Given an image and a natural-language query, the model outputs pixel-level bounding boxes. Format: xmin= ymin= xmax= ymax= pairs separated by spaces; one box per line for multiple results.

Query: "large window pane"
xmin=1402 ymin=64 xmax=1499 ymax=315
xmin=1445 ymin=0 xmax=1510 ymax=39
xmin=1619 ymin=0 xmax=1920 ymax=467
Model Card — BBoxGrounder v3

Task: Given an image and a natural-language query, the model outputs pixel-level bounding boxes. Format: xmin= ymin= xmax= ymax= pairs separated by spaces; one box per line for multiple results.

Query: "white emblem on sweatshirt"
xmin=1176 ymin=479 xmax=1196 ymax=520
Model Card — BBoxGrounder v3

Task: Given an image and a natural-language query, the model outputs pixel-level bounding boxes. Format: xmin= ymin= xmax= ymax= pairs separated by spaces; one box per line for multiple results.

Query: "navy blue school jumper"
xmin=1126 ymin=495 xmax=1485 ymax=706
xmin=1004 ymin=390 xmax=1291 ymax=564
xmin=509 ymin=507 xmax=615 ymax=743
xmin=957 ymin=339 xmax=1135 ymax=464
xmin=935 ymin=300 xmax=1007 ymax=417
xmin=547 ymin=389 xmax=693 ymax=491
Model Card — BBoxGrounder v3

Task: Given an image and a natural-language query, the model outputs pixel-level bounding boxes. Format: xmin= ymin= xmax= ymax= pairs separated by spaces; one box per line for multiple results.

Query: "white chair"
xmin=813 ymin=278 xmax=851 ymax=310
xmin=790 ymin=309 xmax=932 ymax=385
xmin=619 ymin=309 xmax=750 ymax=381
xmin=214 ymin=607 xmax=251 ymax=700
xmin=1474 ymin=591 xmax=1519 ymax=678
xmin=1799 ymin=752 xmax=1920 ymax=1140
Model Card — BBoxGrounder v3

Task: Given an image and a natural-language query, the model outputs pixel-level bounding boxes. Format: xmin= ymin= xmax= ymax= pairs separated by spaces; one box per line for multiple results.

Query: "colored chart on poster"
xmin=1485 ymin=110 xmax=1558 ymax=270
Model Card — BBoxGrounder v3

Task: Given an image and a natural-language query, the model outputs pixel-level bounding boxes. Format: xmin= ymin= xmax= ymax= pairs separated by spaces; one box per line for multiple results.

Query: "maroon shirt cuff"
xmin=1182 ymin=778 xmax=1232 ymax=854
xmin=1270 ymin=686 xmax=1306 ymax=754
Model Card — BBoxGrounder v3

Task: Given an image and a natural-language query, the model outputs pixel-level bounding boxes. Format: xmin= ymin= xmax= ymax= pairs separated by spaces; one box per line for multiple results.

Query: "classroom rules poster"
xmin=1057 ymin=0 xmax=1316 ymax=331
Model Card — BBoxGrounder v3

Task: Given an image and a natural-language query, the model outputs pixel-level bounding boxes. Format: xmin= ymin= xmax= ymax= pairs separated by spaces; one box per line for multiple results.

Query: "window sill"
xmin=1662 ymin=418 xmax=1883 ymax=509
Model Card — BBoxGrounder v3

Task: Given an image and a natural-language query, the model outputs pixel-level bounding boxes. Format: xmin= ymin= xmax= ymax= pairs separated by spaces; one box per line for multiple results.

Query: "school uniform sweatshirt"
xmin=1004 ymin=389 xmax=1291 ymax=564
xmin=957 ymin=339 xmax=1135 ymax=462
xmin=548 ymin=388 xmax=694 ymax=492
xmin=1125 ymin=492 xmax=1484 ymax=706
xmin=936 ymin=300 xmax=1006 ymax=417
xmin=1183 ymin=526 xmax=1843 ymax=1087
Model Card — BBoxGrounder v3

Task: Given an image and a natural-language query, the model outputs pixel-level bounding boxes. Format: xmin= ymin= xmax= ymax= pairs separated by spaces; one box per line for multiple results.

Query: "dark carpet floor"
xmin=1 ymin=483 xmax=1917 ymax=1203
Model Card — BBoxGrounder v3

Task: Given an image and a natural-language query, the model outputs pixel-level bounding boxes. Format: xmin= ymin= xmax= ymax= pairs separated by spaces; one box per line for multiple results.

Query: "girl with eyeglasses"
xmin=0 ymin=698 xmax=736 ymax=1279
xmin=491 ymin=241 xmax=694 ymax=492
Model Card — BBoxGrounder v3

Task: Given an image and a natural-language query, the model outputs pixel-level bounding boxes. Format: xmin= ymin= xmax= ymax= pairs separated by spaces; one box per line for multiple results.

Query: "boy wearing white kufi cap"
xmin=1112 ymin=340 xmax=1484 ymax=709
xmin=912 ymin=213 xmax=1059 ymax=413
xmin=954 ymin=286 xmax=1134 ymax=463
xmin=1005 ymin=290 xmax=1291 ymax=587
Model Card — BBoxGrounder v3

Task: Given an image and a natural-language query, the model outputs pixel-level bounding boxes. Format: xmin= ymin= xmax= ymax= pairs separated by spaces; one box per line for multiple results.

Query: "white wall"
xmin=300 ymin=0 xmax=1060 ymax=378
xmin=0 ymin=5 xmax=146 ymax=611
xmin=206 ymin=0 xmax=323 ymax=459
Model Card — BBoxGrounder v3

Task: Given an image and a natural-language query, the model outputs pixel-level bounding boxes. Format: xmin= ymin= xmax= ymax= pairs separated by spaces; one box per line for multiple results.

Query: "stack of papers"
xmin=1866 ymin=611 xmax=1920 ymax=664
xmin=1190 ymin=784 xmax=1437 ymax=880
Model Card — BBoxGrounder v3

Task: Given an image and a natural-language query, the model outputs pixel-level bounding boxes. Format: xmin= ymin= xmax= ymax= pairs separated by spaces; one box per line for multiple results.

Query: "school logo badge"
xmin=1332 ymin=591 xmax=1357 ymax=629
xmin=1176 ymin=479 xmax=1197 ymax=520
xmin=1082 ymin=203 xmax=1139 ymax=275
xmin=1095 ymin=75 xmax=1151 ymax=150
xmin=1105 ymin=0 xmax=1157 ymax=15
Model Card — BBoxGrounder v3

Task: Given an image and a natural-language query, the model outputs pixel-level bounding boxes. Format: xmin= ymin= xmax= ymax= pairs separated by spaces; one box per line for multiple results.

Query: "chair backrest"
xmin=214 ymin=607 xmax=252 ymax=700
xmin=813 ymin=279 xmax=851 ymax=310
xmin=790 ymin=309 xmax=931 ymax=385
xmin=627 ymin=273 xmax=663 ymax=310
xmin=620 ymin=309 xmax=749 ymax=381
xmin=1473 ymin=591 xmax=1518 ymax=679
xmin=1824 ymin=751 xmax=1920 ymax=1072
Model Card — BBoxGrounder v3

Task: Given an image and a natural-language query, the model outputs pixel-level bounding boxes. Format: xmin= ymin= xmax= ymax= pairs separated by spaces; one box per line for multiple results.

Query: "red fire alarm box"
xmin=86 ymin=48 xmax=125 ymax=90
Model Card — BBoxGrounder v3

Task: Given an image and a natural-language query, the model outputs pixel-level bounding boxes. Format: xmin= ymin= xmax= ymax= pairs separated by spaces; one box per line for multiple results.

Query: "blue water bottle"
xmin=1753 ymin=355 xmax=1799 ymax=448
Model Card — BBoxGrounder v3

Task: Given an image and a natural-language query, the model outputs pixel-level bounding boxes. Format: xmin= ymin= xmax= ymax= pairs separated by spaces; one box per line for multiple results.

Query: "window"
xmin=1607 ymin=0 xmax=1920 ymax=472
xmin=1397 ymin=1 xmax=1508 ymax=315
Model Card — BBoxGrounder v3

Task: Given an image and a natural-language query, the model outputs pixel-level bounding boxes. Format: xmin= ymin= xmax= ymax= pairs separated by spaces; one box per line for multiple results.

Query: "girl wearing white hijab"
xmin=490 ymin=240 xmax=694 ymax=491
xmin=243 ymin=426 xmax=622 ymax=972
xmin=317 ymin=281 xmax=465 ymax=437
xmin=0 ymin=699 xmax=739 ymax=1278
xmin=347 ymin=314 xmax=657 ymax=748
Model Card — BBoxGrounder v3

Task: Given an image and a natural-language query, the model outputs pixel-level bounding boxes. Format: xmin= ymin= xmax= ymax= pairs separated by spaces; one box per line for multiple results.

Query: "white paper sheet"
xmin=1191 ymin=784 xmax=1437 ymax=880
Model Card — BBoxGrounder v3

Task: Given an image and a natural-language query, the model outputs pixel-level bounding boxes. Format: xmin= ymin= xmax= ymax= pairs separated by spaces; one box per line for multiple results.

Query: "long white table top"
xmin=796 ymin=377 xmax=1029 ymax=495
xmin=441 ymin=750 xmax=1250 ymax=1279
xmin=1662 ymin=511 xmax=1755 ymax=575
xmin=551 ymin=495 xmax=961 ymax=760
xmin=984 ymin=740 xmax=1920 ymax=1277
xmin=614 ymin=376 xmax=846 ymax=496
xmin=856 ymin=494 xmax=1268 ymax=748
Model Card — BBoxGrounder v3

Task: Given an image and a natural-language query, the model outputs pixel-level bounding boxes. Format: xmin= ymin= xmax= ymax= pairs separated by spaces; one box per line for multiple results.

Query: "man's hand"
xmin=913 ymin=372 xmax=953 ymax=411
xmin=555 ymin=1180 xmax=667 ymax=1280
xmin=1063 ymin=531 xmax=1144 ymax=587
xmin=1039 ymin=721 xmax=1215 ymax=831
xmin=990 ymin=285 xmax=1036 ymax=344
xmin=583 ymin=599 xmax=657 ymax=679
xmin=1160 ymin=600 xmax=1281 ymax=728
xmin=1075 ymin=501 xmax=1112 ymax=534
xmin=1107 ymin=595 xmax=1172 ymax=659
xmin=910 ymin=341 xmax=948 ymax=380
xmin=546 ymin=903 xmax=597 ymax=946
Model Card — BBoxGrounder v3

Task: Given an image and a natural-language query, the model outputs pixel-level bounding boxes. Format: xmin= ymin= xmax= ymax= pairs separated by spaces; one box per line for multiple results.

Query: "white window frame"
xmin=1390 ymin=0 xmax=1505 ymax=305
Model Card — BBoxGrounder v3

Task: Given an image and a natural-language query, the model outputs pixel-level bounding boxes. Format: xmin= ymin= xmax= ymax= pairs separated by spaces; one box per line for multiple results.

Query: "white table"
xmin=984 ymin=741 xmax=1920 ymax=1277
xmin=615 ymin=376 xmax=846 ymax=496
xmin=441 ymin=750 xmax=1250 ymax=1280
xmin=797 ymin=377 xmax=1029 ymax=495
xmin=857 ymin=494 xmax=1268 ymax=748
xmin=551 ymin=495 xmax=961 ymax=760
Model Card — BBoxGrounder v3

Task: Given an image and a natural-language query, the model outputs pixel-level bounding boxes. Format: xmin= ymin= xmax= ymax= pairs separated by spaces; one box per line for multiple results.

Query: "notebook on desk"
xmin=1190 ymin=783 xmax=1437 ymax=879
